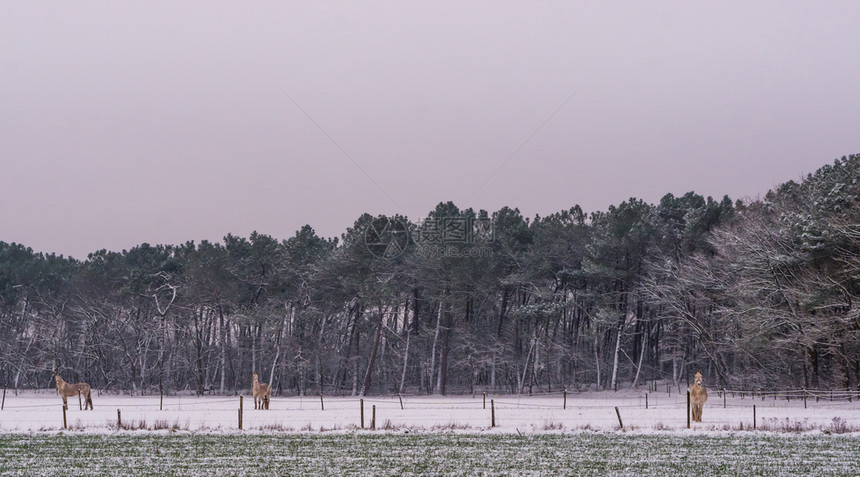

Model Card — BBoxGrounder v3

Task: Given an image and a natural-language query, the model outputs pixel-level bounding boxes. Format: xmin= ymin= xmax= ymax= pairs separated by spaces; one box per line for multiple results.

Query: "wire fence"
xmin=1 ymin=387 xmax=858 ymax=432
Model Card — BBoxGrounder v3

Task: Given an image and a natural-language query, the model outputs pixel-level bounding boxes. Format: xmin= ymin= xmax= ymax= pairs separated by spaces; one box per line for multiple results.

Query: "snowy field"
xmin=1 ymin=387 xmax=859 ymax=433
xmin=1 ymin=388 xmax=859 ymax=476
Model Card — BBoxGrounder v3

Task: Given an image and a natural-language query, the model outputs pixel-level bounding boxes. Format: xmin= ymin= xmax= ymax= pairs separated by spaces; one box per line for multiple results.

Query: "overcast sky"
xmin=2 ymin=2 xmax=859 ymax=259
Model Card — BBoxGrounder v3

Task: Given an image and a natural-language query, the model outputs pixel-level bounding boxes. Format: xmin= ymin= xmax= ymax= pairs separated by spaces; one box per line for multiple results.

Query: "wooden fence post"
xmin=2 ymin=387 xmax=5 ymax=410
xmin=238 ymin=395 xmax=243 ymax=430
xmin=563 ymin=388 xmax=567 ymax=410
xmin=371 ymin=405 xmax=376 ymax=430
xmin=398 ymin=394 xmax=404 ymax=410
xmin=723 ymin=389 xmax=726 ymax=409
xmin=490 ymin=399 xmax=495 ymax=428
xmin=753 ymin=405 xmax=756 ymax=430
xmin=803 ymin=389 xmax=807 ymax=409
xmin=483 ymin=392 xmax=486 ymax=410
xmin=360 ymin=399 xmax=364 ymax=429
xmin=160 ymin=388 xmax=164 ymax=411
xmin=78 ymin=392 xmax=82 ymax=411
xmin=320 ymin=392 xmax=324 ymax=411
xmin=62 ymin=405 xmax=67 ymax=429
xmin=117 ymin=409 xmax=122 ymax=428
xmin=615 ymin=407 xmax=623 ymax=429
xmin=686 ymin=390 xmax=691 ymax=429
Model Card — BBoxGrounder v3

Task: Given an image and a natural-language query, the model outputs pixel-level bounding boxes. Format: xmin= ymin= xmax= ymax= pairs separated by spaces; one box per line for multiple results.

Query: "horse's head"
xmin=54 ymin=375 xmax=62 ymax=385
xmin=253 ymin=372 xmax=259 ymax=382
xmin=694 ymin=372 xmax=704 ymax=388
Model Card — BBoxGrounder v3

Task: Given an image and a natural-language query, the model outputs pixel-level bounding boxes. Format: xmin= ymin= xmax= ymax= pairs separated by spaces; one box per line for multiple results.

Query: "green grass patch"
xmin=0 ymin=432 xmax=857 ymax=476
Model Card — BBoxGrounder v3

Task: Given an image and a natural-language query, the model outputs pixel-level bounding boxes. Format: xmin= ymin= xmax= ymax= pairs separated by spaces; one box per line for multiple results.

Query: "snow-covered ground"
xmin=2 ymin=387 xmax=858 ymax=434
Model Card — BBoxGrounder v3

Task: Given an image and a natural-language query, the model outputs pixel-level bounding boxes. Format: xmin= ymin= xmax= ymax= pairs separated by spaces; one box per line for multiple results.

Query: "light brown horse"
xmin=55 ymin=374 xmax=93 ymax=410
xmin=690 ymin=371 xmax=708 ymax=422
xmin=252 ymin=372 xmax=270 ymax=410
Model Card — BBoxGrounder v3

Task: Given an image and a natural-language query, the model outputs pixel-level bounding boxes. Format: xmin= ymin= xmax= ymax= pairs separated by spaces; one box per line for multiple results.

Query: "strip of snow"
xmin=1 ymin=389 xmax=857 ymax=434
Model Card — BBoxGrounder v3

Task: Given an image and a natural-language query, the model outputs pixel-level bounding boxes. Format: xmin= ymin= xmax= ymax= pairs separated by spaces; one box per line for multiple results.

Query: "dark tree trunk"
xmin=437 ymin=301 xmax=453 ymax=395
xmin=360 ymin=311 xmax=384 ymax=396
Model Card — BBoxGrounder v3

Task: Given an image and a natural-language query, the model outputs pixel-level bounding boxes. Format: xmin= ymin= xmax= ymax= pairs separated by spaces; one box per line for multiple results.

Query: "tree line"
xmin=2 ymin=155 xmax=859 ymax=395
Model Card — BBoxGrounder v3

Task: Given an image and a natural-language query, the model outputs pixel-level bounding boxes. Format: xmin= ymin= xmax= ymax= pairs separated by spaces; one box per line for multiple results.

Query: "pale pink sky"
xmin=2 ymin=2 xmax=859 ymax=259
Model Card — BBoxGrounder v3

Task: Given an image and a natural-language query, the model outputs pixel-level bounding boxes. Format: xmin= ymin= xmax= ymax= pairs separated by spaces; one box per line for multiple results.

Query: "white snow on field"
xmin=1 ymin=387 xmax=859 ymax=434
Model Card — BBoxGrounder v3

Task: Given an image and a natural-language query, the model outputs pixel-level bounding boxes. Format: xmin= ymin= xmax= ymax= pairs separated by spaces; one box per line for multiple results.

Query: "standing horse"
xmin=690 ymin=371 xmax=708 ymax=422
xmin=252 ymin=372 xmax=271 ymax=410
xmin=55 ymin=374 xmax=94 ymax=410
